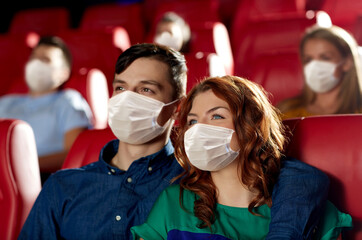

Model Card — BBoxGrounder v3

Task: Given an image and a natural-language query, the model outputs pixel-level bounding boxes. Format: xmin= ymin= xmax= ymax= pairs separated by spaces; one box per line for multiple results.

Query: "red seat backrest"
xmin=64 ymin=68 xmax=109 ymax=129
xmin=233 ymin=11 xmax=327 ymax=78
xmin=79 ymin=3 xmax=144 ymax=45
xmin=9 ymin=7 xmax=70 ymax=35
xmin=231 ymin=0 xmax=307 ymax=39
xmin=319 ymin=0 xmax=362 ymax=33
xmin=250 ymin=51 xmax=304 ymax=105
xmin=283 ymin=115 xmax=362 ymax=239
xmin=151 ymin=0 xmax=220 ymax=29
xmin=0 ymin=119 xmax=41 ymax=240
xmin=185 ymin=52 xmax=226 ymax=92
xmin=62 ymin=128 xmax=116 ymax=169
xmin=57 ymin=29 xmax=123 ymax=93
xmin=189 ymin=22 xmax=234 ymax=75
xmin=0 ymin=34 xmax=31 ymax=96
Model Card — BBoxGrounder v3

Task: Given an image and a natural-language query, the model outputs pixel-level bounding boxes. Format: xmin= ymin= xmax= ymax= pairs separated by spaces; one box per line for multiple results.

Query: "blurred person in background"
xmin=278 ymin=25 xmax=362 ymax=119
xmin=0 ymin=36 xmax=93 ymax=183
xmin=153 ymin=11 xmax=191 ymax=53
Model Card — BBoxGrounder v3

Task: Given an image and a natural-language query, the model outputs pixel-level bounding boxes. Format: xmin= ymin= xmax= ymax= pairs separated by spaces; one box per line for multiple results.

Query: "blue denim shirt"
xmin=19 ymin=141 xmax=328 ymax=240
xmin=19 ymin=140 xmax=183 ymax=240
xmin=267 ymin=157 xmax=329 ymax=239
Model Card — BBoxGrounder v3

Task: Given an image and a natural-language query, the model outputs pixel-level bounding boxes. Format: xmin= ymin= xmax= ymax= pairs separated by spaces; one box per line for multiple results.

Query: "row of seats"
xmin=2 ymin=114 xmax=361 ymax=239
xmin=1 ymin=0 xmax=362 ymax=108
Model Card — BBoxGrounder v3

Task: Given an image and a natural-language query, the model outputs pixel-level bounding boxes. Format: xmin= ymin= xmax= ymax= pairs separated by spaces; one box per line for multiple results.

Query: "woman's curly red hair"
xmin=174 ymin=76 xmax=286 ymax=230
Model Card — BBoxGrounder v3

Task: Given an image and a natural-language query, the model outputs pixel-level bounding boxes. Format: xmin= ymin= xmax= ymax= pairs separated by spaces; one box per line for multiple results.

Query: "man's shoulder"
xmin=47 ymin=161 xmax=103 ymax=185
xmin=0 ymin=94 xmax=26 ymax=104
xmin=280 ymin=156 xmax=329 ymax=185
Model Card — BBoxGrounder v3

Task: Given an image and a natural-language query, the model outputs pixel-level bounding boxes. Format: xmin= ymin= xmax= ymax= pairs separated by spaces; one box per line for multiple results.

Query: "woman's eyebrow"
xmin=206 ymin=106 xmax=229 ymax=114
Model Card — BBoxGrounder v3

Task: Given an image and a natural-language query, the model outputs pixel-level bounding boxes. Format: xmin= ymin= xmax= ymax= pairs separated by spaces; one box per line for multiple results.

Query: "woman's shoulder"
xmin=161 ymin=185 xmax=196 ymax=203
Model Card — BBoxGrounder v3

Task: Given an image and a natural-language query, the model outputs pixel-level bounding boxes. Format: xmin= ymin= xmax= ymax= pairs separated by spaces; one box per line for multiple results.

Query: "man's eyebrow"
xmin=140 ymin=80 xmax=163 ymax=90
xmin=113 ymin=79 xmax=126 ymax=84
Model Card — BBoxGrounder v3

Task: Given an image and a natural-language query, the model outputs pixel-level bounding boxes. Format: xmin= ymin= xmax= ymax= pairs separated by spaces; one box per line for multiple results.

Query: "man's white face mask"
xmin=108 ymin=91 xmax=178 ymax=144
xmin=25 ymin=59 xmax=58 ymax=92
xmin=154 ymin=31 xmax=183 ymax=51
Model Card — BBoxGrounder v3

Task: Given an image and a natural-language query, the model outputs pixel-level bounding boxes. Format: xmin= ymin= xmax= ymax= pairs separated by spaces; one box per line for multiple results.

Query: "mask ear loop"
xmin=156 ymin=98 xmax=182 ymax=127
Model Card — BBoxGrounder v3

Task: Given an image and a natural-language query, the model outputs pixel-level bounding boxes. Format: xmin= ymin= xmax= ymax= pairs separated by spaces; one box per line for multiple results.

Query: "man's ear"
xmin=171 ymin=96 xmax=185 ymax=120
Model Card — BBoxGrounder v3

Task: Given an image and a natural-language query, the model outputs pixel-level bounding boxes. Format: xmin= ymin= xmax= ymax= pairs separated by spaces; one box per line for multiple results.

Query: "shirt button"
xmin=108 ymin=172 xmax=111 ymax=175
xmin=148 ymin=166 xmax=153 ymax=172
xmin=115 ymin=215 xmax=121 ymax=221
xmin=127 ymin=177 xmax=132 ymax=183
xmin=111 ymin=169 xmax=116 ymax=173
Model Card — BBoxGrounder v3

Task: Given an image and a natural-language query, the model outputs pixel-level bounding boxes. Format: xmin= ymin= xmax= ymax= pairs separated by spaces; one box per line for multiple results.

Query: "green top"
xmin=131 ymin=185 xmax=352 ymax=240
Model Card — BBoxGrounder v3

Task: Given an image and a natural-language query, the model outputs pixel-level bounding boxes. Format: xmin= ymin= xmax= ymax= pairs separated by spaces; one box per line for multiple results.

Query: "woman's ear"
xmin=342 ymin=56 xmax=354 ymax=72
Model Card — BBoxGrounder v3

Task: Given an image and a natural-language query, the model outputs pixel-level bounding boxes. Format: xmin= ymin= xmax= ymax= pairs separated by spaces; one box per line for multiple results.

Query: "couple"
xmin=19 ymin=43 xmax=351 ymax=239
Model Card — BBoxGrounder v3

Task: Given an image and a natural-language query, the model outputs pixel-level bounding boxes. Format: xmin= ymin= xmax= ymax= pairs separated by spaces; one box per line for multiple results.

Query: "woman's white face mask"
xmin=184 ymin=123 xmax=239 ymax=171
xmin=304 ymin=60 xmax=342 ymax=93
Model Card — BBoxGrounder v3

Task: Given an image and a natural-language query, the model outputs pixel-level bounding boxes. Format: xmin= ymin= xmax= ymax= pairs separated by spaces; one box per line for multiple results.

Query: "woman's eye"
xmin=188 ymin=119 xmax=197 ymax=125
xmin=212 ymin=114 xmax=224 ymax=120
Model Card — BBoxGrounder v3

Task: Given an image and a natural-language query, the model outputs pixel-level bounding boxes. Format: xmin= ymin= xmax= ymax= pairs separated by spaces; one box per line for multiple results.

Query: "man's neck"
xmin=29 ymin=89 xmax=57 ymax=98
xmin=110 ymin=134 xmax=170 ymax=171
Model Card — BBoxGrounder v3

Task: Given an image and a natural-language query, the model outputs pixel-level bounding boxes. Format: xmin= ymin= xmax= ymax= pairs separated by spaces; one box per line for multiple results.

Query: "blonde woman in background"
xmin=278 ymin=25 xmax=362 ymax=119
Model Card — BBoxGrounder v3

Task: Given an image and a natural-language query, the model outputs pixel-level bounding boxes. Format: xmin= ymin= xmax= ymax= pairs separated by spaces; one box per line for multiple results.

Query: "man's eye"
xmin=115 ymin=86 xmax=125 ymax=91
xmin=142 ymin=88 xmax=154 ymax=93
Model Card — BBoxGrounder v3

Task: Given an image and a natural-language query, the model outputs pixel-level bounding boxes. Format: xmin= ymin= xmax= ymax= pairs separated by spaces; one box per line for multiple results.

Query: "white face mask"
xmin=184 ymin=123 xmax=239 ymax=171
xmin=25 ymin=59 xmax=57 ymax=92
xmin=304 ymin=60 xmax=340 ymax=93
xmin=154 ymin=31 xmax=183 ymax=51
xmin=108 ymin=91 xmax=177 ymax=144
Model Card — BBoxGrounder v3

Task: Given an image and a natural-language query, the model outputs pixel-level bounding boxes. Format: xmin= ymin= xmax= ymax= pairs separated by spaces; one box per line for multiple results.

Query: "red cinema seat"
xmin=185 ymin=52 xmax=226 ymax=92
xmin=233 ymin=11 xmax=331 ymax=78
xmin=189 ymin=22 xmax=234 ymax=75
xmin=318 ymin=0 xmax=362 ymax=34
xmin=0 ymin=34 xmax=32 ymax=96
xmin=62 ymin=128 xmax=116 ymax=169
xmin=9 ymin=7 xmax=70 ymax=36
xmin=79 ymin=3 xmax=144 ymax=45
xmin=353 ymin=16 xmax=362 ymax=46
xmin=283 ymin=114 xmax=362 ymax=239
xmin=151 ymin=0 xmax=220 ymax=28
xmin=0 ymin=119 xmax=41 ymax=240
xmin=250 ymin=51 xmax=304 ymax=106
xmin=231 ymin=0 xmax=307 ymax=38
xmin=218 ymin=0 xmax=241 ymax=29
xmin=57 ymin=30 xmax=124 ymax=94
xmin=64 ymin=68 xmax=109 ymax=130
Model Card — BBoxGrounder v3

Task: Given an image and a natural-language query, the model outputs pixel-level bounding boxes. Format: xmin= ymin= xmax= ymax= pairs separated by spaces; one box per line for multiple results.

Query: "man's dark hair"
xmin=115 ymin=43 xmax=187 ymax=100
xmin=36 ymin=36 xmax=72 ymax=70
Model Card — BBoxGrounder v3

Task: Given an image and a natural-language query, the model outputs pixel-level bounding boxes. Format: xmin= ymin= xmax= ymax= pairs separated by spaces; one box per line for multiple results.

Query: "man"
xmin=0 ymin=36 xmax=92 ymax=183
xmin=19 ymin=43 xmax=328 ymax=239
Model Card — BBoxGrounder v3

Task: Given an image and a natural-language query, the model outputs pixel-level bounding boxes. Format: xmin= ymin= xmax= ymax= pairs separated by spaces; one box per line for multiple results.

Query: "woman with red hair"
xmin=131 ymin=76 xmax=352 ymax=239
